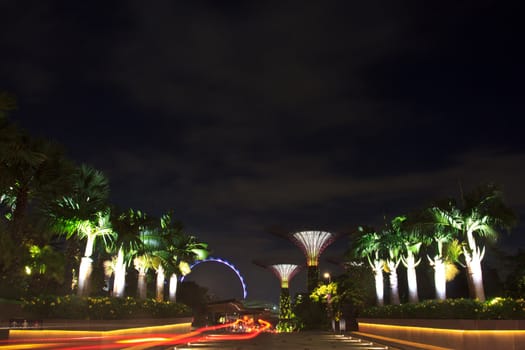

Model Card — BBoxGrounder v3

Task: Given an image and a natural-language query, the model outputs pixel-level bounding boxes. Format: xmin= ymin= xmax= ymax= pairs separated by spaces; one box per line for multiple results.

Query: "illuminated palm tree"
xmin=133 ymin=254 xmax=154 ymax=299
xmin=430 ymin=184 xmax=516 ymax=301
xmin=131 ymin=213 xmax=175 ymax=302
xmin=395 ymin=215 xmax=425 ymax=304
xmin=410 ymin=206 xmax=462 ymax=301
xmin=166 ymin=232 xmax=209 ymax=302
xmin=150 ymin=212 xmax=209 ymax=302
xmin=133 ymin=227 xmax=162 ymax=299
xmin=351 ymin=226 xmax=385 ymax=306
xmin=380 ymin=221 xmax=403 ymax=305
xmin=145 ymin=251 xmax=165 ymax=302
xmin=51 ymin=165 xmax=112 ymax=296
xmin=109 ymin=208 xmax=150 ymax=298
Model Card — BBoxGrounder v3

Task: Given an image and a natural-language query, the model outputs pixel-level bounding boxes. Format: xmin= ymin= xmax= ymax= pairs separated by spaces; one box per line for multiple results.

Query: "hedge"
xmin=21 ymin=295 xmax=192 ymax=320
xmin=360 ymin=297 xmax=525 ymax=320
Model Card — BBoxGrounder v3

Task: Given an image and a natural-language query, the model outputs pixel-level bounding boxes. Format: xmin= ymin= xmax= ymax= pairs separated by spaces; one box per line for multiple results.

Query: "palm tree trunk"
xmin=113 ymin=248 xmax=126 ymax=298
xmin=372 ymin=260 xmax=384 ymax=306
xmin=433 ymin=257 xmax=446 ymax=300
xmin=84 ymin=233 xmax=96 ymax=259
xmin=156 ymin=265 xmax=165 ymax=302
xmin=464 ymin=231 xmax=486 ymax=301
xmin=465 ymin=250 xmax=485 ymax=301
xmin=168 ymin=273 xmax=178 ymax=302
xmin=465 ymin=262 xmax=476 ymax=299
xmin=137 ymin=270 xmax=147 ymax=299
xmin=463 ymin=231 xmax=486 ymax=301
xmin=77 ymin=234 xmax=96 ymax=296
xmin=406 ymin=255 xmax=419 ymax=303
xmin=77 ymin=257 xmax=93 ymax=296
xmin=387 ymin=261 xmax=400 ymax=305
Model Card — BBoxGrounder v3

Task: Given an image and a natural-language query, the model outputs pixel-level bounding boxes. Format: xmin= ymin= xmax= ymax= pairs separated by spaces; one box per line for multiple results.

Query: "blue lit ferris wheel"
xmin=180 ymin=257 xmax=248 ymax=299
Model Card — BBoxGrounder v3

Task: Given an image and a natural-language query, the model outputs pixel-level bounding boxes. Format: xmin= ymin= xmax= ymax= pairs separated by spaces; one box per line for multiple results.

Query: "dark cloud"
xmin=1 ymin=1 xmax=524 ymax=303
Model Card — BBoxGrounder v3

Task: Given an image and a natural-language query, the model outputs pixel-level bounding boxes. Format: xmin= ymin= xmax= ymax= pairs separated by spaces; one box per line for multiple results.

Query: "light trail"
xmin=0 ymin=319 xmax=272 ymax=350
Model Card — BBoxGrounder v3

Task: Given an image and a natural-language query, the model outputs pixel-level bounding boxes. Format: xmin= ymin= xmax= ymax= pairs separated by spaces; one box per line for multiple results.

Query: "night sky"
xmin=1 ymin=1 xmax=524 ymax=304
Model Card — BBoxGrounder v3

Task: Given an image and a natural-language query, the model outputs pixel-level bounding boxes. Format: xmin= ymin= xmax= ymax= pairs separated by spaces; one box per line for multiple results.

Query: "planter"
xmin=357 ymin=318 xmax=525 ymax=350
xmin=7 ymin=317 xmax=193 ymax=340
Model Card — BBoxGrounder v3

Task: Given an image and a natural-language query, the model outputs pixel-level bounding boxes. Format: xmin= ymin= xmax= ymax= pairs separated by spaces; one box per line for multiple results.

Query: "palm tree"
xmin=109 ymin=208 xmax=151 ymax=298
xmin=351 ymin=226 xmax=385 ymax=306
xmin=380 ymin=220 xmax=403 ymax=305
xmin=1 ymin=118 xmax=73 ymax=275
xmin=153 ymin=259 xmax=167 ymax=302
xmin=147 ymin=213 xmax=186 ymax=301
xmin=411 ymin=205 xmax=462 ymax=301
xmin=166 ymin=233 xmax=209 ymax=302
xmin=431 ymin=184 xmax=516 ymax=301
xmin=133 ymin=254 xmax=154 ymax=299
xmin=158 ymin=212 xmax=209 ymax=302
xmin=1 ymin=99 xmax=78 ymax=292
xmin=133 ymin=227 xmax=162 ymax=299
xmin=396 ymin=215 xmax=425 ymax=304
xmin=51 ymin=165 xmax=112 ymax=296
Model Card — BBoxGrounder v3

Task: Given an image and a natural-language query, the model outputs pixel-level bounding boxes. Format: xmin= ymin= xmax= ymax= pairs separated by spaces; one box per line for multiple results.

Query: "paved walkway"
xmin=174 ymin=332 xmax=399 ymax=350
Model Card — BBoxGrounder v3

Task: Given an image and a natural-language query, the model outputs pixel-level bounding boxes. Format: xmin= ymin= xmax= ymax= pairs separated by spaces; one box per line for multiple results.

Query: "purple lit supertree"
xmin=255 ymin=261 xmax=301 ymax=332
xmin=269 ymin=264 xmax=302 ymax=290
xmin=289 ymin=230 xmax=337 ymax=293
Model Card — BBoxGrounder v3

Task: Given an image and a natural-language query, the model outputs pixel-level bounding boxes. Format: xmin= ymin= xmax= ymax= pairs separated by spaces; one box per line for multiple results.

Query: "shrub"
xmin=360 ymin=297 xmax=525 ymax=320
xmin=21 ymin=295 xmax=192 ymax=320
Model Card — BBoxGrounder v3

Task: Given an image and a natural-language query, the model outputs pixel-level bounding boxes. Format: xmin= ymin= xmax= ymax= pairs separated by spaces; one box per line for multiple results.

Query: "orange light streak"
xmin=0 ymin=319 xmax=272 ymax=350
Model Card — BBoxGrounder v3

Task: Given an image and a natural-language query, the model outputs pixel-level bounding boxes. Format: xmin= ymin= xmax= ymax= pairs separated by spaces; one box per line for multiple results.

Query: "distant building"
xmin=193 ymin=299 xmax=278 ymax=328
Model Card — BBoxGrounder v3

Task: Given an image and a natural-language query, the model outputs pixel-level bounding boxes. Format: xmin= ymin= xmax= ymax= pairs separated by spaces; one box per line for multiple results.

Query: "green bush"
xmin=21 ymin=295 xmax=192 ymax=320
xmin=360 ymin=297 xmax=525 ymax=320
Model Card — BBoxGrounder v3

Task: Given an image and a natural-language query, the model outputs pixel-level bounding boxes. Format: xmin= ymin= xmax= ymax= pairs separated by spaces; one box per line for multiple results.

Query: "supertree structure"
xmin=290 ymin=230 xmax=337 ymax=293
xmin=255 ymin=261 xmax=302 ymax=332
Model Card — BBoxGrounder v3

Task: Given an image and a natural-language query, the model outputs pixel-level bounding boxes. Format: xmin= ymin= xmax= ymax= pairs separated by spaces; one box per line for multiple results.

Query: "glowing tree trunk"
xmin=290 ymin=231 xmax=336 ymax=293
xmin=134 ymin=256 xmax=149 ymax=299
xmin=463 ymin=229 xmax=485 ymax=301
xmin=402 ymin=252 xmax=420 ymax=304
xmin=386 ymin=259 xmax=400 ymax=305
xmin=137 ymin=269 xmax=147 ymax=299
xmin=427 ymin=238 xmax=448 ymax=301
xmin=431 ymin=256 xmax=446 ymax=300
xmin=370 ymin=259 xmax=384 ymax=306
xmin=77 ymin=257 xmax=93 ymax=297
xmin=77 ymin=234 xmax=96 ymax=297
xmin=168 ymin=273 xmax=178 ymax=302
xmin=156 ymin=265 xmax=165 ymax=302
xmin=112 ymin=247 xmax=126 ymax=298
xmin=464 ymin=247 xmax=485 ymax=300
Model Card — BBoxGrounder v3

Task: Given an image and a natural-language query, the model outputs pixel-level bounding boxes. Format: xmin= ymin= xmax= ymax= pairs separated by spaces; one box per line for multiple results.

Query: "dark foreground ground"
xmin=173 ymin=331 xmax=398 ymax=350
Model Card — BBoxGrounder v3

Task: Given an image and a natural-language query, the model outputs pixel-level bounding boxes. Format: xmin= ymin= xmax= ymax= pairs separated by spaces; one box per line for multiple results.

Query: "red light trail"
xmin=0 ymin=319 xmax=272 ymax=350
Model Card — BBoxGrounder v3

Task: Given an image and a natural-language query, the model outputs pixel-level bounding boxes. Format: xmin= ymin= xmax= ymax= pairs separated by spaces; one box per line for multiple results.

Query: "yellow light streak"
xmin=359 ymin=322 xmax=525 ymax=335
xmin=8 ymin=322 xmax=191 ymax=339
xmin=357 ymin=322 xmax=525 ymax=350
xmin=0 ymin=343 xmax=61 ymax=349
xmin=353 ymin=331 xmax=452 ymax=350
xmin=118 ymin=337 xmax=169 ymax=344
